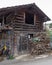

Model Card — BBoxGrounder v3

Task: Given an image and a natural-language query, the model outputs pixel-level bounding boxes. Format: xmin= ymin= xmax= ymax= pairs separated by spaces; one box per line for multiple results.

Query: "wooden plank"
xmin=13 ymin=20 xmax=24 ymax=22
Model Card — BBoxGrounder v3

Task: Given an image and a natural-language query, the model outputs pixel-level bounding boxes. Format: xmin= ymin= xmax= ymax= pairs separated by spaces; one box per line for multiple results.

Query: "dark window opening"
xmin=25 ymin=13 xmax=34 ymax=25
xmin=4 ymin=17 xmax=7 ymax=24
xmin=0 ymin=19 xmax=2 ymax=26
xmin=28 ymin=34 xmax=33 ymax=39
xmin=0 ymin=17 xmax=7 ymax=26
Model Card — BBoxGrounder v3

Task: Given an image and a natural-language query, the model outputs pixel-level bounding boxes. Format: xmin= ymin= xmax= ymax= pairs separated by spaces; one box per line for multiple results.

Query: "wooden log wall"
xmin=35 ymin=14 xmax=43 ymax=31
xmin=6 ymin=12 xmax=43 ymax=32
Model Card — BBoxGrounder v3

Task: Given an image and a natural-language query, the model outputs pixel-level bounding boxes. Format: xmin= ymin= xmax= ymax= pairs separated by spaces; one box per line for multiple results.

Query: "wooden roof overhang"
xmin=0 ymin=3 xmax=51 ymax=22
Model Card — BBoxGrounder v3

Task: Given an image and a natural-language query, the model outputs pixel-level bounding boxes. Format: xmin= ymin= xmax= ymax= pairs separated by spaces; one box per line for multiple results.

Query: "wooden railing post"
xmin=2 ymin=16 xmax=5 ymax=29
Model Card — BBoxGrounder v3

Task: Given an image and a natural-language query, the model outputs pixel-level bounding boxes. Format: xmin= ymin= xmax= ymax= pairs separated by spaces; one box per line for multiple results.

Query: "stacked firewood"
xmin=28 ymin=32 xmax=51 ymax=55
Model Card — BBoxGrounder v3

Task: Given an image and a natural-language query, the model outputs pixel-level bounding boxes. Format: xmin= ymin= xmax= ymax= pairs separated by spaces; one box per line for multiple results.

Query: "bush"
xmin=9 ymin=55 xmax=14 ymax=60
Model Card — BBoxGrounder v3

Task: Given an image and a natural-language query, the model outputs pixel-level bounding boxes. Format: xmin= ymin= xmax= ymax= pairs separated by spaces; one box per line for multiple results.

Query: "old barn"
xmin=0 ymin=3 xmax=50 ymax=56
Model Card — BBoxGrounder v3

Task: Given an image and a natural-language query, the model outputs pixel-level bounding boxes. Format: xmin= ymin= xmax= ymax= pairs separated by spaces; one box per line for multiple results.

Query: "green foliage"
xmin=32 ymin=37 xmax=40 ymax=43
xmin=47 ymin=30 xmax=52 ymax=42
xmin=9 ymin=55 xmax=14 ymax=60
xmin=49 ymin=23 xmax=52 ymax=28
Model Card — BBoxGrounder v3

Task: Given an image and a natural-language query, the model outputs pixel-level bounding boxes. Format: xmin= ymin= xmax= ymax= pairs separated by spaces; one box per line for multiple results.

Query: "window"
xmin=25 ymin=12 xmax=34 ymax=25
xmin=28 ymin=34 xmax=33 ymax=39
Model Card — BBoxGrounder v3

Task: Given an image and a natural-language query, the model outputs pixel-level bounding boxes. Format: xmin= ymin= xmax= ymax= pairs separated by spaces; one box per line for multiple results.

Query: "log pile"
xmin=28 ymin=32 xmax=51 ymax=55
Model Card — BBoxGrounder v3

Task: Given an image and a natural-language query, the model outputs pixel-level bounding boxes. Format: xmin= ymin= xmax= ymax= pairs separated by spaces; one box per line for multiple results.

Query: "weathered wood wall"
xmin=6 ymin=11 xmax=43 ymax=32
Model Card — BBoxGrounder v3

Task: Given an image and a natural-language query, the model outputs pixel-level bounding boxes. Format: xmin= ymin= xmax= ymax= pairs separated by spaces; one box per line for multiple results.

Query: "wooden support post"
xmin=2 ymin=16 xmax=5 ymax=27
xmin=24 ymin=13 xmax=25 ymax=23
xmin=34 ymin=14 xmax=36 ymax=25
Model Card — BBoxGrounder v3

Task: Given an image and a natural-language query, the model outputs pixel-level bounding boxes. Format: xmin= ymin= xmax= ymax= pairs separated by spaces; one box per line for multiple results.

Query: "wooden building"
xmin=0 ymin=3 xmax=50 ymax=56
